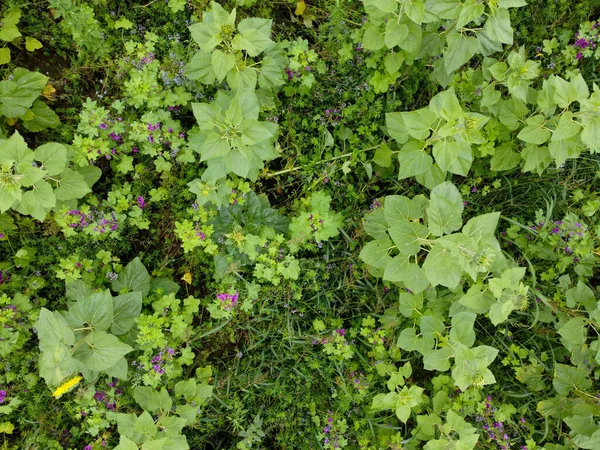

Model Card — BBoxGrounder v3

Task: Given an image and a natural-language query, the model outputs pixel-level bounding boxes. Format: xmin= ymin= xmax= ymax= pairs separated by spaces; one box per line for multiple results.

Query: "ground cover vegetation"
xmin=1 ymin=0 xmax=600 ymax=448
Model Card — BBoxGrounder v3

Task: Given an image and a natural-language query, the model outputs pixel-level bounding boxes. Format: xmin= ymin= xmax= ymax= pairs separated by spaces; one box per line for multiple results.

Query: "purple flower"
xmin=94 ymin=391 xmax=105 ymax=402
xmin=577 ymin=52 xmax=583 ymax=60
xmin=0 ymin=390 xmax=6 ymax=403
xmin=574 ymin=38 xmax=590 ymax=49
xmin=99 ymin=123 xmax=108 ymax=129
xmin=137 ymin=196 xmax=145 ymax=209
xmin=85 ymin=446 xmax=93 ymax=450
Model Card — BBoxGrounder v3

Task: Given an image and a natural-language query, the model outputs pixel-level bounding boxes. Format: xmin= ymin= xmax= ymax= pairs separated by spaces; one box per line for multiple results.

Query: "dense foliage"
xmin=1 ymin=0 xmax=600 ymax=448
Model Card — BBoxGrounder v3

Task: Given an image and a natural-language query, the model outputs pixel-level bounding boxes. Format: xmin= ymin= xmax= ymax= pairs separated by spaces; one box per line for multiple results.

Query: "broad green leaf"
xmin=39 ymin=345 xmax=78 ymax=386
xmin=490 ymin=142 xmax=521 ymax=171
xmin=185 ymin=51 xmax=216 ymax=84
xmin=425 ymin=0 xmax=461 ymax=19
xmin=426 ymin=181 xmax=463 ymax=236
xmin=518 ymin=115 xmax=551 ymax=145
xmin=444 ymin=32 xmax=479 ymax=74
xmin=449 ymin=312 xmax=476 ymax=347
xmin=580 ymin=117 xmax=600 ymax=153
xmin=483 ymin=8 xmax=513 ymax=44
xmin=401 ymin=109 xmax=436 ymax=140
xmin=37 ymin=308 xmax=75 ymax=352
xmin=399 ymin=292 xmax=423 ymax=318
xmin=462 ymin=212 xmax=500 ymax=238
xmin=211 ymin=49 xmax=235 ymax=82
xmin=420 ymin=315 xmax=445 ymax=348
xmin=557 ymin=317 xmax=587 ymax=350
xmin=360 ymin=238 xmax=392 ymax=269
xmin=105 ymin=357 xmax=128 ymax=380
xmin=553 ymin=364 xmax=592 ymax=396
xmin=175 ymin=379 xmax=197 ymax=401
xmin=422 ymin=243 xmax=461 ymax=288
xmin=0 ymin=48 xmax=10 ymax=65
xmin=66 ymin=280 xmax=93 ymax=303
xmin=25 ymin=37 xmax=43 ymax=52
xmin=415 ymin=163 xmax=446 ymax=190
xmin=385 ymin=21 xmax=409 ymax=48
xmin=258 ymin=56 xmax=285 ymax=88
xmin=429 ymin=88 xmax=462 ymax=122
xmin=423 ymin=347 xmax=453 ymax=371
xmin=384 ymin=52 xmax=405 ymax=75
xmin=384 ymin=195 xmax=424 ymax=227
xmin=551 ymin=113 xmax=581 ymax=141
xmin=432 ymin=139 xmax=472 ymax=176
xmin=362 ymin=24 xmax=385 ymax=51
xmin=134 ymin=386 xmax=173 ymax=413
xmin=553 ymin=76 xmax=580 ymax=108
xmin=72 ymin=330 xmax=133 ymax=372
xmin=0 ymin=130 xmax=32 ymax=166
xmin=549 ymin=138 xmax=582 ymax=168
xmin=521 ymin=144 xmax=552 ymax=175
xmin=405 ymin=0 xmax=425 ymax=23
xmin=189 ymin=22 xmax=221 ymax=52
xmin=386 ymin=112 xmax=410 ymax=144
xmin=389 ymin=220 xmax=429 ymax=255
xmin=398 ymin=141 xmax=433 ymax=179
xmin=17 ymin=181 xmax=55 ymax=221
xmin=383 ymin=254 xmax=410 ymax=283
xmin=373 ymin=142 xmax=393 ymax=167
xmin=54 ymin=168 xmax=91 ymax=201
xmin=134 ymin=411 xmax=158 ymax=437
xmin=114 ymin=436 xmax=138 ymax=450
xmin=233 ymin=21 xmax=273 ymax=57
xmin=65 ymin=289 xmax=114 ymax=331
xmin=111 ymin=292 xmax=143 ymax=335
xmin=402 ymin=263 xmax=429 ymax=294
xmin=371 ymin=392 xmax=397 ymax=411
xmin=363 ymin=208 xmax=389 ymax=240
xmin=112 ymin=257 xmax=151 ymax=296
xmin=34 ymin=143 xmax=67 ymax=176
xmin=456 ymin=0 xmax=485 ymax=29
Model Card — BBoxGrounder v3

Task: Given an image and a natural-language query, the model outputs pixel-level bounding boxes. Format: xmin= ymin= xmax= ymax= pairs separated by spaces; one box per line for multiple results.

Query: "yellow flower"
xmin=181 ymin=272 xmax=192 ymax=285
xmin=52 ymin=376 xmax=82 ymax=399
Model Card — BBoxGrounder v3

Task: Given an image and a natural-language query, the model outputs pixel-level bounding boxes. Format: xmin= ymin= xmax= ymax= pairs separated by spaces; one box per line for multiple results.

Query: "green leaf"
xmin=557 ymin=317 xmax=587 ymax=350
xmin=34 ymin=143 xmax=67 ymax=176
xmin=373 ymin=142 xmax=393 ymax=167
xmin=233 ymin=18 xmax=273 ymax=57
xmin=521 ymin=144 xmax=552 ymax=175
xmin=258 ymin=56 xmax=285 ymax=88
xmin=432 ymin=139 xmax=472 ymax=176
xmin=456 ymin=0 xmax=485 ymax=29
xmin=362 ymin=24 xmax=385 ymax=51
xmin=25 ymin=37 xmax=43 ymax=51
xmin=420 ymin=315 xmax=446 ymax=348
xmin=37 ymin=308 xmax=75 ymax=352
xmin=423 ymin=347 xmax=453 ymax=371
xmin=39 ymin=345 xmax=78 ymax=386
xmin=444 ymin=32 xmax=479 ymax=74
xmin=175 ymin=379 xmax=197 ymax=401
xmin=359 ymin=238 xmax=392 ymax=269
xmin=398 ymin=141 xmax=433 ymax=179
xmin=72 ymin=330 xmax=133 ymax=372
xmin=112 ymin=257 xmax=151 ymax=296
xmin=389 ymin=220 xmax=429 ymax=255
xmin=483 ymin=8 xmax=513 ymax=45
xmin=402 ymin=263 xmax=429 ymax=294
xmin=111 ymin=292 xmax=143 ymax=336
xmin=185 ymin=51 xmax=216 ymax=84
xmin=211 ymin=49 xmax=235 ymax=82
xmin=54 ymin=168 xmax=91 ymax=201
xmin=16 ymin=181 xmax=55 ymax=221
xmin=134 ymin=411 xmax=158 ymax=437
xmin=383 ymin=254 xmax=410 ymax=282
xmin=114 ymin=436 xmax=138 ymax=450
xmin=386 ymin=112 xmax=410 ymax=144
xmin=553 ymin=363 xmax=592 ymax=396
xmin=426 ymin=0 xmax=461 ymax=19
xmin=422 ymin=243 xmax=461 ymax=288
xmin=517 ymin=115 xmax=551 ymax=145
xmin=189 ymin=22 xmax=221 ymax=52
xmin=0 ymin=48 xmax=10 ymax=65
xmin=363 ymin=208 xmax=389 ymax=240
xmin=581 ymin=117 xmax=600 ymax=153
xmin=553 ymin=76 xmax=579 ymax=108
xmin=105 ymin=357 xmax=128 ymax=380
xmin=385 ymin=21 xmax=409 ymax=48
xmin=490 ymin=142 xmax=521 ymax=171
xmin=462 ymin=212 xmax=500 ymax=238
xmin=401 ymin=109 xmax=436 ymax=140
xmin=449 ymin=312 xmax=476 ymax=347
xmin=384 ymin=52 xmax=405 ymax=75
xmin=65 ymin=289 xmax=114 ymax=331
xmin=134 ymin=386 xmax=172 ymax=413
xmin=426 ymin=181 xmax=463 ymax=236
xmin=429 ymin=88 xmax=462 ymax=122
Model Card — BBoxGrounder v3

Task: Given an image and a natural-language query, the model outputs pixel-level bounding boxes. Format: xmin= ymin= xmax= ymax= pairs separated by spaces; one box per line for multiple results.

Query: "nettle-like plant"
xmin=0 ymin=131 xmax=99 ymax=221
xmin=185 ymin=1 xmax=287 ymax=91
xmin=358 ymin=0 xmax=526 ymax=92
xmin=189 ymin=89 xmax=279 ymax=182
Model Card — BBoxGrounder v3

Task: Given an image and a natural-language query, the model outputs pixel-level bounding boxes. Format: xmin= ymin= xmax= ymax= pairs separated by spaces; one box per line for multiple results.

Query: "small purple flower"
xmin=85 ymin=446 xmax=93 ymax=450
xmin=99 ymin=123 xmax=108 ymax=130
xmin=577 ymin=52 xmax=583 ymax=60
xmin=0 ymin=390 xmax=6 ymax=403
xmin=94 ymin=391 xmax=105 ymax=402
xmin=137 ymin=196 xmax=145 ymax=209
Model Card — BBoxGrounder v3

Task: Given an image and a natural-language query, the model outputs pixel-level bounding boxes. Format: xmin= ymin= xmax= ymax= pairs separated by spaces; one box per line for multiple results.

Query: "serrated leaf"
xmin=72 ymin=330 xmax=133 ymax=372
xmin=444 ymin=32 xmax=479 ymax=74
xmin=54 ymin=168 xmax=91 ymax=201
xmin=65 ymin=289 xmax=114 ymax=331
xmin=112 ymin=257 xmax=151 ymax=296
xmin=111 ymin=292 xmax=142 ymax=335
xmin=426 ymin=181 xmax=463 ymax=236
xmin=211 ymin=49 xmax=235 ymax=82
xmin=359 ymin=238 xmax=392 ymax=269
xmin=432 ymin=139 xmax=472 ymax=176
xmin=34 ymin=142 xmax=67 ymax=176
xmin=483 ymin=8 xmax=513 ymax=45
xmin=398 ymin=141 xmax=433 ymax=179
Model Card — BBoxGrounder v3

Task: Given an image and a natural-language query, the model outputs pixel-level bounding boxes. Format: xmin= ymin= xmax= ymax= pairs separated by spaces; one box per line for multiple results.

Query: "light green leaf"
xmin=386 ymin=112 xmax=410 ymax=144
xmin=490 ymin=143 xmax=521 ymax=171
xmin=426 ymin=181 xmax=463 ymax=236
xmin=25 ymin=37 xmax=43 ymax=52
xmin=37 ymin=308 xmax=75 ymax=352
xmin=462 ymin=212 xmax=500 ymax=238
xmin=34 ymin=143 xmax=67 ymax=176
xmin=423 ymin=347 xmax=453 ymax=371
xmin=389 ymin=220 xmax=429 ymax=255
xmin=457 ymin=0 xmax=485 ymax=29
xmin=483 ymin=8 xmax=513 ymax=44
xmin=517 ymin=115 xmax=551 ymax=145
xmin=398 ymin=141 xmax=433 ymax=179
xmin=0 ymin=48 xmax=10 ymax=65
xmin=186 ymin=51 xmax=216 ymax=84
xmin=384 ymin=254 xmax=410 ymax=283
xmin=112 ymin=257 xmax=151 ymax=296
xmin=444 ymin=32 xmax=479 ymax=74
xmin=360 ymin=238 xmax=392 ymax=269
xmin=432 ymin=139 xmax=472 ymax=176
xmin=65 ymin=289 xmax=114 ymax=331
xmin=422 ymin=243 xmax=461 ymax=288
xmin=429 ymin=87 xmax=462 ymax=122
xmin=362 ymin=24 xmax=385 ymax=51
xmin=211 ymin=49 xmax=235 ymax=82
xmin=72 ymin=330 xmax=133 ymax=372
xmin=385 ymin=21 xmax=409 ymax=48
xmin=449 ymin=312 xmax=476 ymax=347
xmin=111 ymin=292 xmax=143 ymax=335
xmin=54 ymin=168 xmax=91 ymax=201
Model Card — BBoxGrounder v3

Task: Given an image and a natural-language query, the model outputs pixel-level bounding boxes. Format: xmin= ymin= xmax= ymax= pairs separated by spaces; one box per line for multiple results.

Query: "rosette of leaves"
xmin=0 ymin=131 xmax=99 ymax=221
xmin=288 ymin=191 xmax=343 ymax=251
xmin=189 ymin=89 xmax=279 ymax=182
xmin=0 ymin=68 xmax=59 ymax=135
xmin=36 ymin=289 xmax=141 ymax=387
xmin=359 ymin=0 xmax=526 ymax=92
xmin=359 ymin=182 xmax=528 ymax=325
xmin=185 ymin=1 xmax=287 ymax=92
xmin=210 ymin=191 xmax=290 ymax=278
